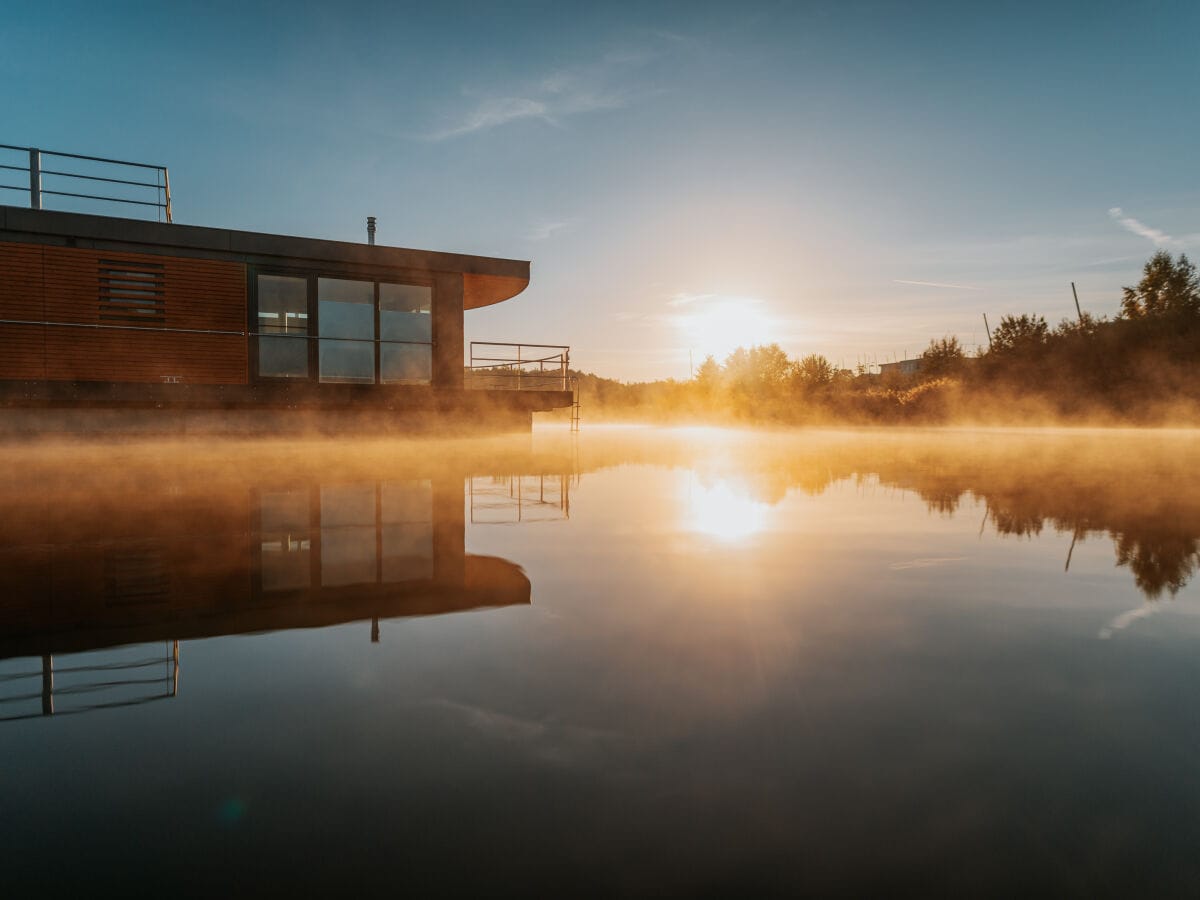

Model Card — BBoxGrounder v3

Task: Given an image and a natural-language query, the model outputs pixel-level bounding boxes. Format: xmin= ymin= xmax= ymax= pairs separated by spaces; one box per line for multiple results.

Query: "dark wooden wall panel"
xmin=0 ymin=243 xmax=47 ymax=379
xmin=0 ymin=242 xmax=248 ymax=385
xmin=43 ymin=330 xmax=247 ymax=384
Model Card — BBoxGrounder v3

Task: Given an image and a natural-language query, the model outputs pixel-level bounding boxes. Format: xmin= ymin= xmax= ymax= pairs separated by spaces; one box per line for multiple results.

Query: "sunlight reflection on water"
xmin=2 ymin=426 xmax=1200 ymax=896
xmin=685 ymin=475 xmax=770 ymax=541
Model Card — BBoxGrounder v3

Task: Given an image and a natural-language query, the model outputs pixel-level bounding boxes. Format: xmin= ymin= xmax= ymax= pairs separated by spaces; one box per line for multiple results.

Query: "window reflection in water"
xmin=381 ymin=481 xmax=434 ymax=582
xmin=262 ymin=481 xmax=435 ymax=592
xmin=259 ymin=490 xmax=312 ymax=592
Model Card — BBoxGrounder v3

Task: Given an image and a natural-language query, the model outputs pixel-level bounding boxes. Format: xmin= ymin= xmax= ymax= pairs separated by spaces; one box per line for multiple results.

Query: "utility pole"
xmin=1071 ymin=282 xmax=1083 ymax=324
xmin=982 ymin=313 xmax=993 ymax=349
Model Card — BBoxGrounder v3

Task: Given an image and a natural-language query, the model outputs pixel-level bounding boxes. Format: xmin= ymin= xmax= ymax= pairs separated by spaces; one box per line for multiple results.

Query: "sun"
xmin=677 ymin=297 xmax=774 ymax=362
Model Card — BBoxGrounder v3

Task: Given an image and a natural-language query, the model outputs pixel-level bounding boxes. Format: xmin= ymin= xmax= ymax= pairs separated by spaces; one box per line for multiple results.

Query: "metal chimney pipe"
xmin=366 ymin=216 xmax=376 ymax=246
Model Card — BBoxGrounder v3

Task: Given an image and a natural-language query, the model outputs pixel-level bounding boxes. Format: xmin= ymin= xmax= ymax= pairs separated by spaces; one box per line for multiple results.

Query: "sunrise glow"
xmin=677 ymin=297 xmax=775 ymax=363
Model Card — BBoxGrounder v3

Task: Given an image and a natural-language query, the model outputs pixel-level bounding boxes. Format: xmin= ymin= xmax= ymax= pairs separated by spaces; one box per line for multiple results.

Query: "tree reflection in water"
xmin=566 ymin=428 xmax=1200 ymax=601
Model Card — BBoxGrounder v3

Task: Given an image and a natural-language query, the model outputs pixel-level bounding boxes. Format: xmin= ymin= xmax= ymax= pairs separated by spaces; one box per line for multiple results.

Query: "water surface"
xmin=2 ymin=427 xmax=1199 ymax=897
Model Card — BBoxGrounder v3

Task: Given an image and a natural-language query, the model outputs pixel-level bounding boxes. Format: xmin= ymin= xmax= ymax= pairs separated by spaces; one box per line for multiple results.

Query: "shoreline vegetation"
xmin=549 ymin=251 xmax=1200 ymax=427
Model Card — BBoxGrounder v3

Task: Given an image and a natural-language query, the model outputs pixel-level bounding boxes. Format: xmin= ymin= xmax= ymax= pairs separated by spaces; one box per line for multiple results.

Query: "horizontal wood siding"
xmin=0 ymin=244 xmax=46 ymax=379
xmin=0 ymin=242 xmax=248 ymax=384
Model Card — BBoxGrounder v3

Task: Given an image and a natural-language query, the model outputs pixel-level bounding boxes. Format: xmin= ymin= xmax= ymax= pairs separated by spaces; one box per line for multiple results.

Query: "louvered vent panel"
xmin=99 ymin=259 xmax=166 ymax=325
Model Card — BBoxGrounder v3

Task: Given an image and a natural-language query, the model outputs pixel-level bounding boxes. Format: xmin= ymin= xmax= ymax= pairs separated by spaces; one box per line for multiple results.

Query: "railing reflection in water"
xmin=0 ymin=641 xmax=179 ymax=722
xmin=469 ymin=474 xmax=572 ymax=524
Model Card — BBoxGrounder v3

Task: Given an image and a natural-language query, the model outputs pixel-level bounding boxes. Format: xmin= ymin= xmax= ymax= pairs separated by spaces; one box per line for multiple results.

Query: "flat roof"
xmin=0 ymin=205 xmax=529 ymax=309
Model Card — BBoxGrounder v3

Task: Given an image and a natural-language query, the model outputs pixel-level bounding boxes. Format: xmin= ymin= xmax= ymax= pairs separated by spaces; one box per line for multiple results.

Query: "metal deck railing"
xmin=467 ymin=342 xmax=571 ymax=390
xmin=467 ymin=342 xmax=580 ymax=429
xmin=0 ymin=144 xmax=172 ymax=222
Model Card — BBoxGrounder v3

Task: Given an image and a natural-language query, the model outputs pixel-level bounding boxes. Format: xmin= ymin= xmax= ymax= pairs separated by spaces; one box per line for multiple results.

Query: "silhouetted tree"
xmin=920 ymin=336 xmax=965 ymax=376
xmin=724 ymin=344 xmax=793 ymax=390
xmin=1053 ymin=311 xmax=1103 ymax=338
xmin=794 ymin=353 xmax=836 ymax=387
xmin=694 ymin=355 xmax=721 ymax=386
xmin=1120 ymin=251 xmax=1200 ymax=320
xmin=989 ymin=314 xmax=1049 ymax=355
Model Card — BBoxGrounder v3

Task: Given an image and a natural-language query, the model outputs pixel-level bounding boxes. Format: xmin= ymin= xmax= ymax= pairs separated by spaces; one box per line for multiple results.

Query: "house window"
xmin=380 ymin=283 xmax=433 ymax=384
xmin=257 ymin=275 xmax=309 ymax=378
xmin=255 ymin=273 xmax=433 ymax=385
xmin=318 ymin=277 xmax=376 ymax=384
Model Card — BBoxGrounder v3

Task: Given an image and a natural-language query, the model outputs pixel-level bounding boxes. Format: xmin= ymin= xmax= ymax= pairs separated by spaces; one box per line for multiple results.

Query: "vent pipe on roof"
xmin=367 ymin=216 xmax=377 ymax=246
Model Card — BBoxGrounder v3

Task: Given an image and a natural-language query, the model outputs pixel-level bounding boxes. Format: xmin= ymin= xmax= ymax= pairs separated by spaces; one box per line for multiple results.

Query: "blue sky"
xmin=4 ymin=1 xmax=1199 ymax=378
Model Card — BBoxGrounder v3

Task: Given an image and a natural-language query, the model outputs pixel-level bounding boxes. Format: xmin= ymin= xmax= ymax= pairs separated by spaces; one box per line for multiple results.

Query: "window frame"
xmin=248 ymin=266 xmax=435 ymax=385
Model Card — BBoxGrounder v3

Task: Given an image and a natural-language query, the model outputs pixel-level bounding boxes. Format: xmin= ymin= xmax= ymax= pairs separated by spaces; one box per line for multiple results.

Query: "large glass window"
xmin=257 ymin=275 xmax=309 ymax=378
xmin=319 ymin=278 xmax=375 ymax=383
xmin=256 ymin=274 xmax=433 ymax=385
xmin=380 ymin=283 xmax=433 ymax=384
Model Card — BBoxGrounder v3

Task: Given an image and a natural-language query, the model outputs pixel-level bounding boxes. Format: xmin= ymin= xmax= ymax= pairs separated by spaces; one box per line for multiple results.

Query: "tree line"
xmin=560 ymin=251 xmax=1200 ymax=425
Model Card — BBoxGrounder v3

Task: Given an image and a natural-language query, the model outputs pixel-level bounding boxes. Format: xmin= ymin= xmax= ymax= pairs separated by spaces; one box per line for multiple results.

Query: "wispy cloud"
xmin=428 ymin=97 xmax=553 ymax=140
xmin=525 ymin=218 xmax=575 ymax=241
xmin=425 ymin=38 xmax=674 ymax=141
xmin=893 ymin=279 xmax=981 ymax=291
xmin=667 ymin=292 xmax=716 ymax=307
xmin=1108 ymin=207 xmax=1173 ymax=246
xmin=1107 ymin=207 xmax=1200 ymax=248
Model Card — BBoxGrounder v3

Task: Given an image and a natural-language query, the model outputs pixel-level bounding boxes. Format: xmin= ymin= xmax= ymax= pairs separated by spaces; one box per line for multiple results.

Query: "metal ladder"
xmin=569 ymin=377 xmax=581 ymax=432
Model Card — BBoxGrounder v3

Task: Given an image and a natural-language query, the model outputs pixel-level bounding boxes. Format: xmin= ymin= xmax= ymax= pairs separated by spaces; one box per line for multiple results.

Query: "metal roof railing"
xmin=0 ymin=144 xmax=172 ymax=222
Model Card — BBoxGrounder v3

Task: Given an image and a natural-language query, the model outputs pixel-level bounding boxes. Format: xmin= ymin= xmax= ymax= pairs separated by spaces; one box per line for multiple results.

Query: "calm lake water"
xmin=2 ymin=427 xmax=1199 ymax=897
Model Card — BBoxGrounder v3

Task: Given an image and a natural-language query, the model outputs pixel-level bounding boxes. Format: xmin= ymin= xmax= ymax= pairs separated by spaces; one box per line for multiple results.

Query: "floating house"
xmin=0 ymin=145 xmax=574 ymax=433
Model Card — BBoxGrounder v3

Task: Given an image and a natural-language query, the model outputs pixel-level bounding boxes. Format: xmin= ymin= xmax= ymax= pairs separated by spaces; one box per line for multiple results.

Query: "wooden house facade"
xmin=0 ymin=205 xmax=572 ymax=432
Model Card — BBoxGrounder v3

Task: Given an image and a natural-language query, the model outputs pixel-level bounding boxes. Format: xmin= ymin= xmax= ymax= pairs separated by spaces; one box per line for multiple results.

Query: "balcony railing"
xmin=0 ymin=144 xmax=172 ymax=222
xmin=467 ymin=342 xmax=571 ymax=391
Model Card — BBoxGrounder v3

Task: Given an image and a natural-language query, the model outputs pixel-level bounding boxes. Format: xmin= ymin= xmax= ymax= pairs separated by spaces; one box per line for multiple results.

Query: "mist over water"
xmin=2 ymin=426 xmax=1199 ymax=897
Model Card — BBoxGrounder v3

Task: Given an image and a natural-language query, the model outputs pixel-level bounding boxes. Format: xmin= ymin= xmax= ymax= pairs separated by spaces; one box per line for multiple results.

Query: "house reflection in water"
xmin=0 ymin=473 xmax=532 ymax=720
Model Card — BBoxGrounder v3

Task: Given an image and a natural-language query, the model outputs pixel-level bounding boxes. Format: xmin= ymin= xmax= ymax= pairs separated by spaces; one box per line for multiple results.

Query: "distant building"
xmin=878 ymin=358 xmax=922 ymax=376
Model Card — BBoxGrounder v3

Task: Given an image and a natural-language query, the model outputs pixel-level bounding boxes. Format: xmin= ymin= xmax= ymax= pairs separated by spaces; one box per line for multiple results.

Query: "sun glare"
xmin=678 ymin=298 xmax=774 ymax=362
xmin=687 ymin=478 xmax=769 ymax=542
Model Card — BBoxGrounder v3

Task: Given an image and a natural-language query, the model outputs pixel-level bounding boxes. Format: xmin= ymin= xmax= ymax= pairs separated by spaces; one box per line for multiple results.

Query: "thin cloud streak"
xmin=893 ymin=279 xmax=981 ymax=291
xmin=1108 ymin=207 xmax=1173 ymax=246
xmin=1107 ymin=207 xmax=1200 ymax=248
xmin=428 ymin=97 xmax=554 ymax=140
xmin=424 ymin=37 xmax=679 ymax=141
xmin=526 ymin=219 xmax=575 ymax=241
